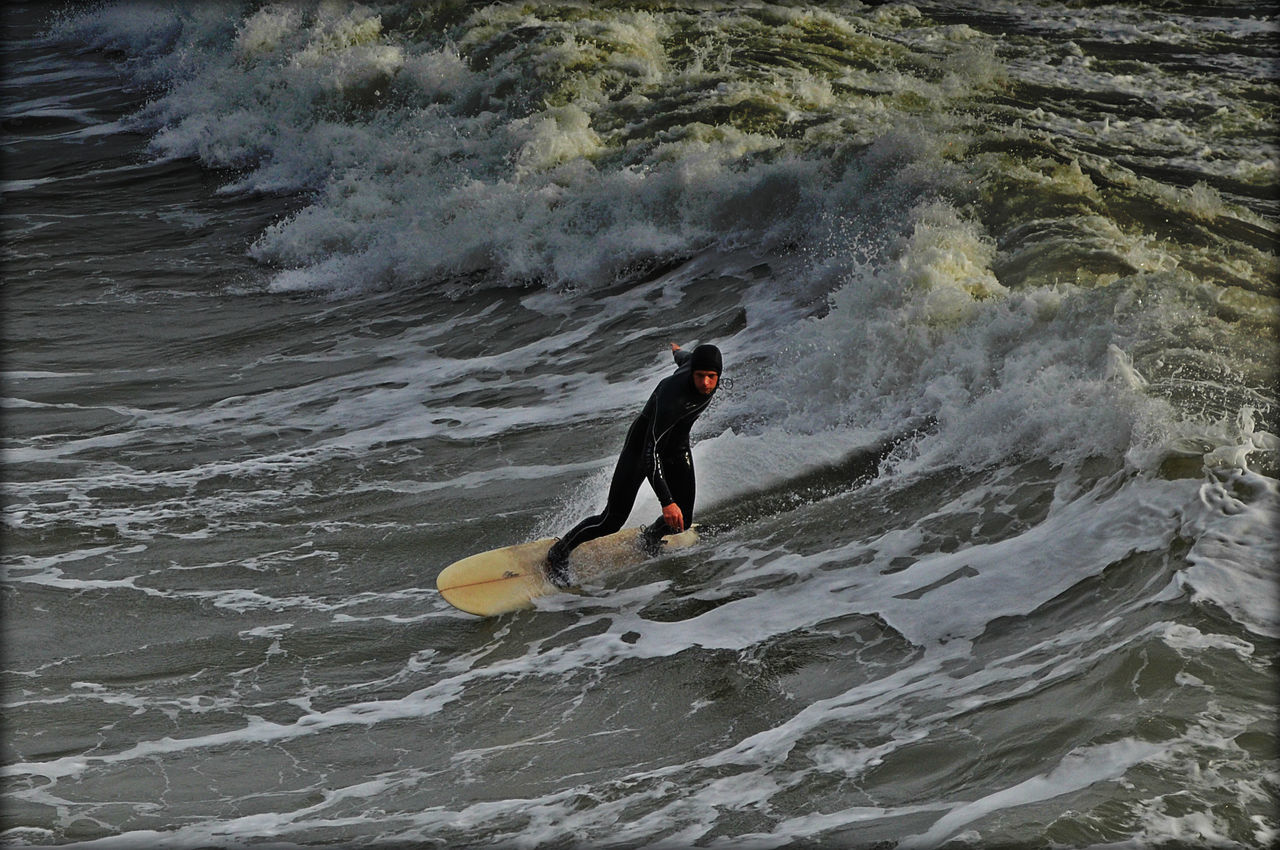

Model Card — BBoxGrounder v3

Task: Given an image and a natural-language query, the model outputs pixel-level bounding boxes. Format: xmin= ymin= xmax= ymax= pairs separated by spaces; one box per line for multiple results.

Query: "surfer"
xmin=545 ymin=342 xmax=722 ymax=587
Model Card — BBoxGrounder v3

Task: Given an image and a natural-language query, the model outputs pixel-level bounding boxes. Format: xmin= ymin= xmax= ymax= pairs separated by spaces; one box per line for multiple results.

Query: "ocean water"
xmin=2 ymin=1 xmax=1277 ymax=848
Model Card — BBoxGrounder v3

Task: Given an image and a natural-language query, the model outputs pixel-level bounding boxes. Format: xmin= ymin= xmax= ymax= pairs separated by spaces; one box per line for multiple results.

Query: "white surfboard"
xmin=436 ymin=525 xmax=699 ymax=617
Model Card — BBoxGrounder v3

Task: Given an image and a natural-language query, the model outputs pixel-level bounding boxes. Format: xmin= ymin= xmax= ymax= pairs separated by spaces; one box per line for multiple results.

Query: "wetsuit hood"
xmin=689 ymin=344 xmax=722 ymax=376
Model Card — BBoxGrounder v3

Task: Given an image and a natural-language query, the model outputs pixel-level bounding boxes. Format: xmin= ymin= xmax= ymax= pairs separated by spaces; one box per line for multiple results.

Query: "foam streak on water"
xmin=2 ymin=2 xmax=1277 ymax=848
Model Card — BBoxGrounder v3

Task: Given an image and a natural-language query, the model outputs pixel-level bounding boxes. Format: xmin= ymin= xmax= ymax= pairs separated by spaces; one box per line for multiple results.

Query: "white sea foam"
xmin=32 ymin=2 xmax=1271 ymax=485
xmin=35 ymin=3 xmax=966 ymax=294
xmin=1177 ymin=469 xmax=1280 ymax=637
xmin=898 ymin=739 xmax=1167 ymax=849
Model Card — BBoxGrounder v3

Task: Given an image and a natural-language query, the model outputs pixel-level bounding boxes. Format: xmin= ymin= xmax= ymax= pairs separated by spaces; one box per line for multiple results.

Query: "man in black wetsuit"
xmin=545 ymin=342 xmax=723 ymax=587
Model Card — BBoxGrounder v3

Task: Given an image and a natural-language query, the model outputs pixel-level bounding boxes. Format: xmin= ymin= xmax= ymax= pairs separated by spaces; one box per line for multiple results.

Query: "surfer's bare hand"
xmin=662 ymin=502 xmax=684 ymax=532
xmin=670 ymin=342 xmax=680 ymax=352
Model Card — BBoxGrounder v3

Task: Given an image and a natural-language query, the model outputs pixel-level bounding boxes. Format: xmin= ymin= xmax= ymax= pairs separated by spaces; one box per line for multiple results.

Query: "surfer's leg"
xmin=546 ymin=444 xmax=646 ymax=585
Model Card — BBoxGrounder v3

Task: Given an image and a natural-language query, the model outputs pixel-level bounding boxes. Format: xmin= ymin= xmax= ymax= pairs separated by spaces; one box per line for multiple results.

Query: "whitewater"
xmin=2 ymin=1 xmax=1276 ymax=848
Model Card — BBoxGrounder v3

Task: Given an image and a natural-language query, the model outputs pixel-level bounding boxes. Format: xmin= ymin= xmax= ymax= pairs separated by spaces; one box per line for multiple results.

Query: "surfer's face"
xmin=693 ymin=370 xmax=719 ymax=396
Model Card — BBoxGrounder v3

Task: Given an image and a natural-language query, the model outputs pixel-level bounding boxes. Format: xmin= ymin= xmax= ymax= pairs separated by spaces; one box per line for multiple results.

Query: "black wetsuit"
xmin=547 ymin=347 xmax=716 ymax=573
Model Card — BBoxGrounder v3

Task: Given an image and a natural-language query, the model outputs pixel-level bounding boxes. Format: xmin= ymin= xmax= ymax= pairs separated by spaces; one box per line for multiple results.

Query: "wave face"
xmin=3 ymin=1 xmax=1277 ymax=848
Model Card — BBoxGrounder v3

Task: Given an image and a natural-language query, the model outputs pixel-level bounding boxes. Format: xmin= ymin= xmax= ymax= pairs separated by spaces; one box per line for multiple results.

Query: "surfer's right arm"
xmin=642 ymin=417 xmax=685 ymax=532
xmin=646 ymin=436 xmax=683 ymax=532
xmin=671 ymin=342 xmax=690 ymax=367
xmin=643 ymin=413 xmax=675 ymax=509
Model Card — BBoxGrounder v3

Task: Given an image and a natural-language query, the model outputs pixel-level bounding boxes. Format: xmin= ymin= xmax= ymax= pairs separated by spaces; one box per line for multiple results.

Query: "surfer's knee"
xmin=599 ymin=512 xmax=628 ymax=535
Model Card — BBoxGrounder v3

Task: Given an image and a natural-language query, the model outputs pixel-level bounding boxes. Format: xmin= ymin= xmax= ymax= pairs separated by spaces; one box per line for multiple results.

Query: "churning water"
xmin=3 ymin=2 xmax=1277 ymax=847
